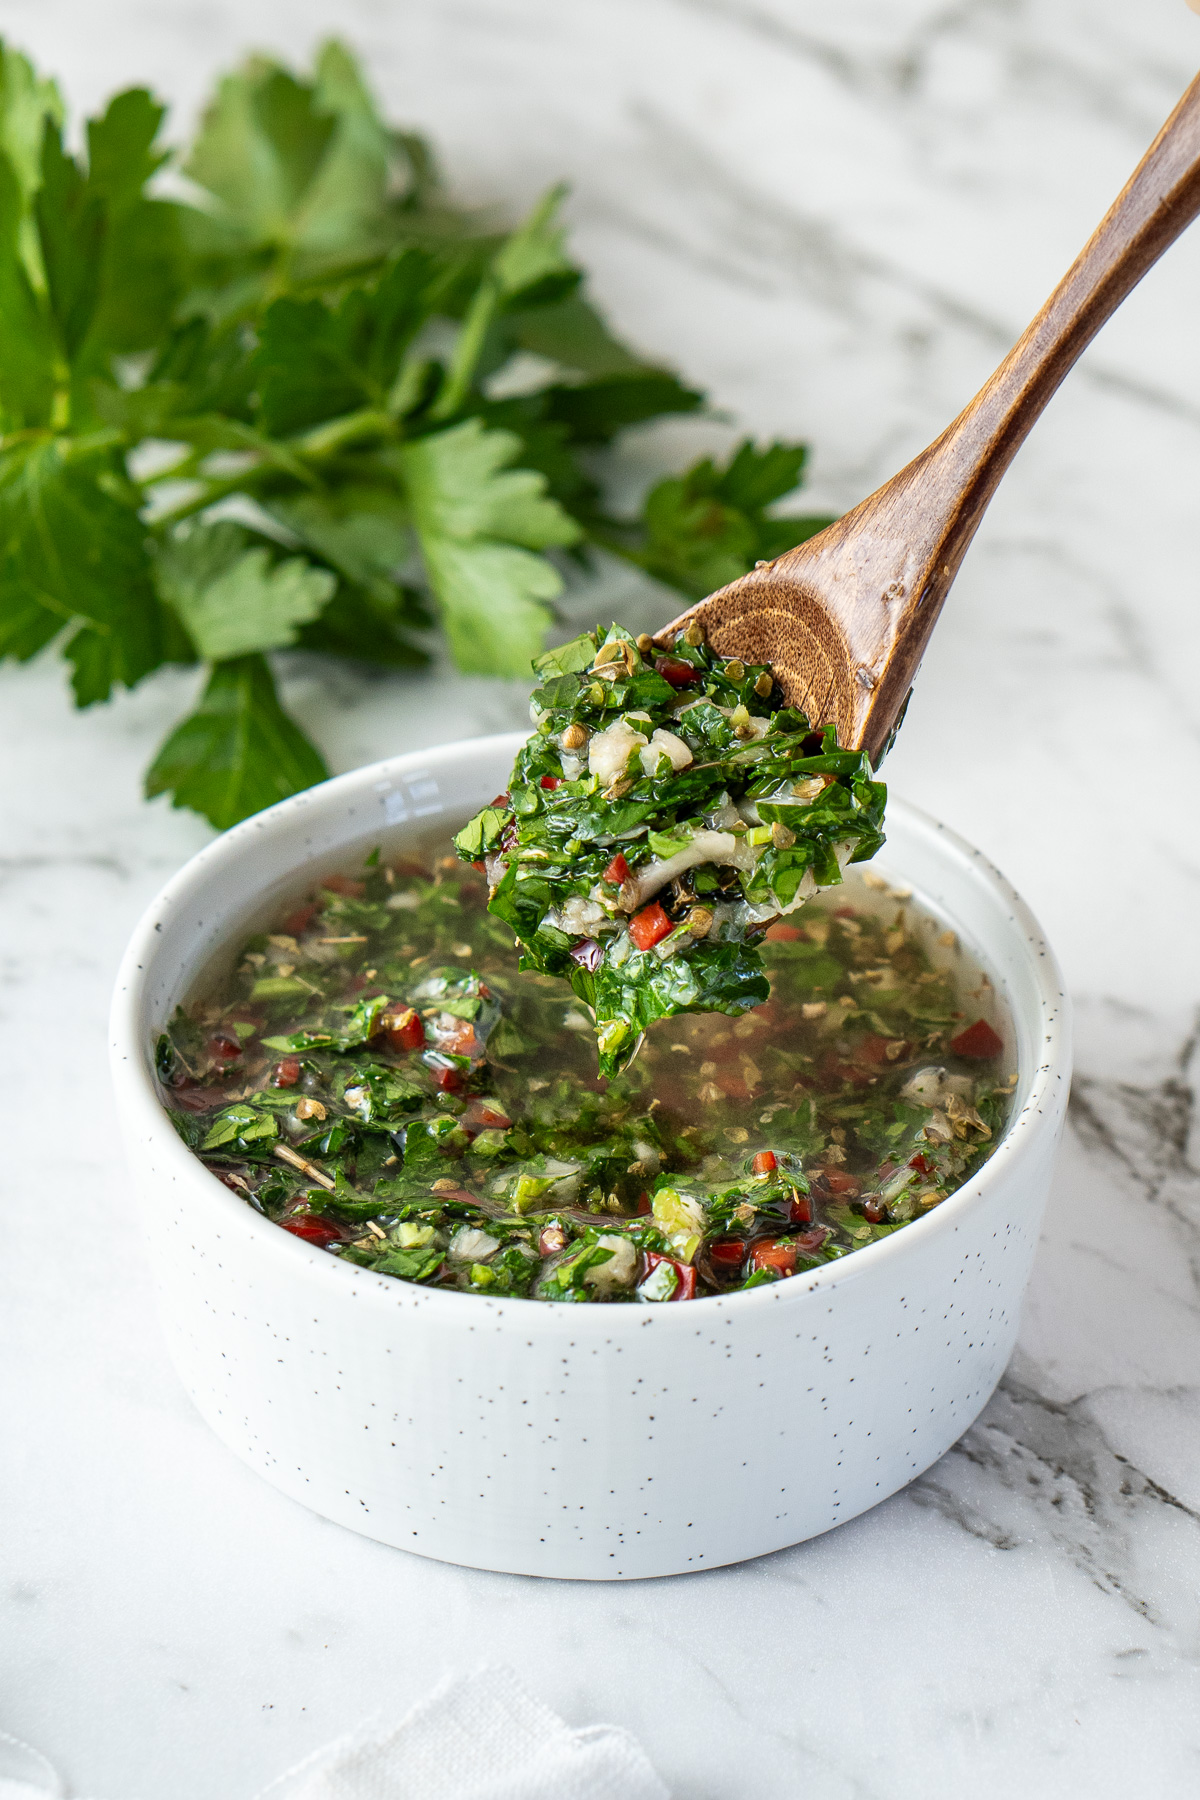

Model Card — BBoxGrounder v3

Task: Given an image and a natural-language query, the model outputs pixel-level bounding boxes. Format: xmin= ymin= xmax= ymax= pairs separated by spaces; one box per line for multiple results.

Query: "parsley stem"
xmin=293 ymin=408 xmax=396 ymax=457
xmin=431 ymin=276 xmax=499 ymax=419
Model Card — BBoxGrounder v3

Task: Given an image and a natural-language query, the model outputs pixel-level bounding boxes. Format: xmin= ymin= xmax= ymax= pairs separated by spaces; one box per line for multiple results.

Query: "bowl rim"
xmin=110 ymin=733 xmax=1071 ymax=1336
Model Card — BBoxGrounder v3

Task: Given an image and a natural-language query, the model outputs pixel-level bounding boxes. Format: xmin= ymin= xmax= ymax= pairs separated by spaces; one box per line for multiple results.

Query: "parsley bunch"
xmin=0 ymin=38 xmax=832 ymax=829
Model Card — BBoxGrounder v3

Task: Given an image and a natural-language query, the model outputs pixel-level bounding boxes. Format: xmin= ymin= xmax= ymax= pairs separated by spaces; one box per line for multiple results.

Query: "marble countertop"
xmin=3 ymin=1 xmax=1200 ymax=1795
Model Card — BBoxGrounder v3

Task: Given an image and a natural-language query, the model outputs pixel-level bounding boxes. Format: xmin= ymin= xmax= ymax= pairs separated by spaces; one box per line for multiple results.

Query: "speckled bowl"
xmin=110 ymin=733 xmax=1070 ymax=1580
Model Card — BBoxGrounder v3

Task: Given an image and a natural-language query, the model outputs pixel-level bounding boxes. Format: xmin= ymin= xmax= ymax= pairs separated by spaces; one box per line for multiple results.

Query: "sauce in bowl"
xmin=155 ymin=845 xmax=1013 ymax=1303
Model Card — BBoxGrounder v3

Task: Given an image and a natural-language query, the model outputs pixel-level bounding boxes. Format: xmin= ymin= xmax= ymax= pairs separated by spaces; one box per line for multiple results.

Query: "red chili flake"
xmin=748 ymin=1238 xmax=797 ymax=1276
xmin=435 ymin=1066 xmax=465 ymax=1093
xmin=462 ymin=1099 xmax=512 ymax=1134
xmin=172 ymin=1087 xmax=224 ymax=1113
xmin=764 ymin=921 xmax=805 ymax=943
xmin=282 ymin=1218 xmax=342 ymax=1247
xmin=281 ymin=902 xmax=319 ymax=938
xmin=430 ymin=1186 xmax=480 ymax=1207
xmin=272 ymin=1058 xmax=302 ymax=1088
xmin=383 ymin=1008 xmax=425 ymax=1052
xmin=823 ymin=1170 xmax=860 ymax=1196
xmin=641 ymin=1252 xmax=698 ymax=1299
xmin=436 ymin=1023 xmax=480 ymax=1060
xmin=655 ymin=657 xmax=701 ymax=689
xmin=603 ymin=851 xmax=630 ymax=885
xmin=538 ymin=1225 xmax=568 ymax=1256
xmin=793 ymin=1225 xmax=830 ymax=1255
xmin=321 ymin=874 xmax=365 ymax=898
xmin=909 ymin=1153 xmax=933 ymax=1175
xmin=629 ymin=901 xmax=673 ymax=951
xmin=949 ymin=1018 xmax=1004 ymax=1060
xmin=569 ymin=936 xmax=603 ymax=972
xmin=540 ymin=775 xmax=561 ymax=790
xmin=788 ymin=1191 xmax=814 ymax=1225
xmin=710 ymin=1239 xmax=746 ymax=1268
xmin=751 ymin=1150 xmax=777 ymax=1175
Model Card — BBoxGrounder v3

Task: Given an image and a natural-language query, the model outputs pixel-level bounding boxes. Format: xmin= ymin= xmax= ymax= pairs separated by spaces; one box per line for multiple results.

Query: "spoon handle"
xmin=896 ymin=67 xmax=1200 ymax=610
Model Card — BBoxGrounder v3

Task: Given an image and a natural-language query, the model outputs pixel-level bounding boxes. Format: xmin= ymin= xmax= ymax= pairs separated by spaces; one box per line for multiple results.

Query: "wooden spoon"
xmin=656 ymin=70 xmax=1200 ymax=765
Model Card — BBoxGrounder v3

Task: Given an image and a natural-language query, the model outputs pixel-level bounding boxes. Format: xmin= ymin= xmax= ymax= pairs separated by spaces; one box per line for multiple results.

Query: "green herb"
xmin=155 ymin=846 xmax=1013 ymax=1303
xmin=456 ymin=622 xmax=886 ymax=1073
xmin=0 ymin=39 xmax=832 ymax=829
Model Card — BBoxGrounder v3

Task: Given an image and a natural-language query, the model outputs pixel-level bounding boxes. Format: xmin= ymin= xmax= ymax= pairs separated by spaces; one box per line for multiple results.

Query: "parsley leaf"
xmin=155 ymin=523 xmax=336 ymax=660
xmin=400 ymin=418 xmax=580 ymax=673
xmin=145 ymin=653 xmax=329 ymax=828
xmin=616 ymin=439 xmax=835 ymax=599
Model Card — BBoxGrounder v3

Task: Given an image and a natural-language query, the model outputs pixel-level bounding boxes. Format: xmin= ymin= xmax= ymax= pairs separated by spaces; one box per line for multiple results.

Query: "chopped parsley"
xmin=155 ymin=849 xmax=1014 ymax=1304
xmin=454 ymin=623 xmax=886 ymax=1074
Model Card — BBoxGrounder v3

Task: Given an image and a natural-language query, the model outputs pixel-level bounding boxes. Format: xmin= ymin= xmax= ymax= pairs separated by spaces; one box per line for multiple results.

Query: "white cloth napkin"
xmin=0 ymin=1668 xmax=669 ymax=1800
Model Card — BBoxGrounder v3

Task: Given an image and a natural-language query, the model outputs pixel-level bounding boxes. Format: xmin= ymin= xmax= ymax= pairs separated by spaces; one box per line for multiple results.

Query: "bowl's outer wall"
xmin=112 ymin=737 xmax=1070 ymax=1580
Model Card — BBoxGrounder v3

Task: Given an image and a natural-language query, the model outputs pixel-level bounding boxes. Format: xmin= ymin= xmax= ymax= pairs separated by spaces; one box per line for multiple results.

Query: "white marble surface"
xmin=3 ymin=1 xmax=1200 ymax=1795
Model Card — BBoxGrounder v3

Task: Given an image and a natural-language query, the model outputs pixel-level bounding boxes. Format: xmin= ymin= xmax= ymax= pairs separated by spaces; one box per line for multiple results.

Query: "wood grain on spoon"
xmin=657 ymin=69 xmax=1200 ymax=765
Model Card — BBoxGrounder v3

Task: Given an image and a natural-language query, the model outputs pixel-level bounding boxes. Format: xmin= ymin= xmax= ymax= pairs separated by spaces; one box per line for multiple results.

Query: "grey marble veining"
xmin=2 ymin=1 xmax=1200 ymax=1795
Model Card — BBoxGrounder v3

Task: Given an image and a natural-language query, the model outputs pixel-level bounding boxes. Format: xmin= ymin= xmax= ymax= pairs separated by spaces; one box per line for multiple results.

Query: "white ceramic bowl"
xmin=110 ymin=733 xmax=1069 ymax=1580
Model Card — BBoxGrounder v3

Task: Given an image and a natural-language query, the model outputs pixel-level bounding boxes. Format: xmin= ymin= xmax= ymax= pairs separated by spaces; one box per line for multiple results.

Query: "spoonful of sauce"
xmin=655 ymin=68 xmax=1200 ymax=763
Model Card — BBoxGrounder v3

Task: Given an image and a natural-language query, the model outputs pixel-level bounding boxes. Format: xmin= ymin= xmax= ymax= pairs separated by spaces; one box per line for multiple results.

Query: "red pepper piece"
xmin=472 ymin=860 xmax=486 ymax=872
xmin=950 ymin=1018 xmax=1004 ymax=1060
xmin=429 ymin=1186 xmax=480 ymax=1207
xmin=629 ymin=901 xmax=673 ymax=951
xmin=655 ymin=657 xmax=701 ymax=689
xmin=748 ymin=1238 xmax=797 ymax=1276
xmin=383 ymin=1007 xmax=425 ymax=1052
xmin=208 ymin=1034 xmax=242 ymax=1062
xmin=272 ymin=1058 xmax=302 ymax=1088
xmin=793 ymin=1225 xmax=831 ymax=1255
xmin=435 ymin=1066 xmax=465 ymax=1093
xmin=909 ymin=1153 xmax=933 ymax=1175
xmin=641 ymin=1252 xmax=698 ymax=1299
xmin=788 ymin=1191 xmax=814 ymax=1225
xmin=173 ymin=1087 xmax=225 ymax=1113
xmin=862 ymin=1198 xmax=887 ymax=1224
xmin=282 ymin=1218 xmax=342 ymax=1247
xmin=764 ymin=921 xmax=805 ymax=943
xmin=462 ymin=1099 xmax=512 ymax=1133
xmin=857 ymin=1034 xmax=894 ymax=1065
xmin=539 ymin=775 xmax=561 ymax=790
xmin=636 ymin=1191 xmax=653 ymax=1215
xmin=710 ymin=1238 xmax=746 ymax=1268
xmin=823 ymin=1170 xmax=860 ymax=1196
xmin=603 ymin=851 xmax=630 ymax=885
xmin=751 ymin=1150 xmax=777 ymax=1175
xmin=489 ymin=792 xmax=511 ymax=810
xmin=321 ymin=874 xmax=365 ymax=898
xmin=281 ymin=902 xmax=318 ymax=938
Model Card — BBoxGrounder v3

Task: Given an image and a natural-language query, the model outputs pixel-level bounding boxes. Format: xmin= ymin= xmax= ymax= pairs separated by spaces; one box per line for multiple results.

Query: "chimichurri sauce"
xmin=454 ymin=623 xmax=887 ymax=1076
xmin=156 ymin=850 xmax=1014 ymax=1303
